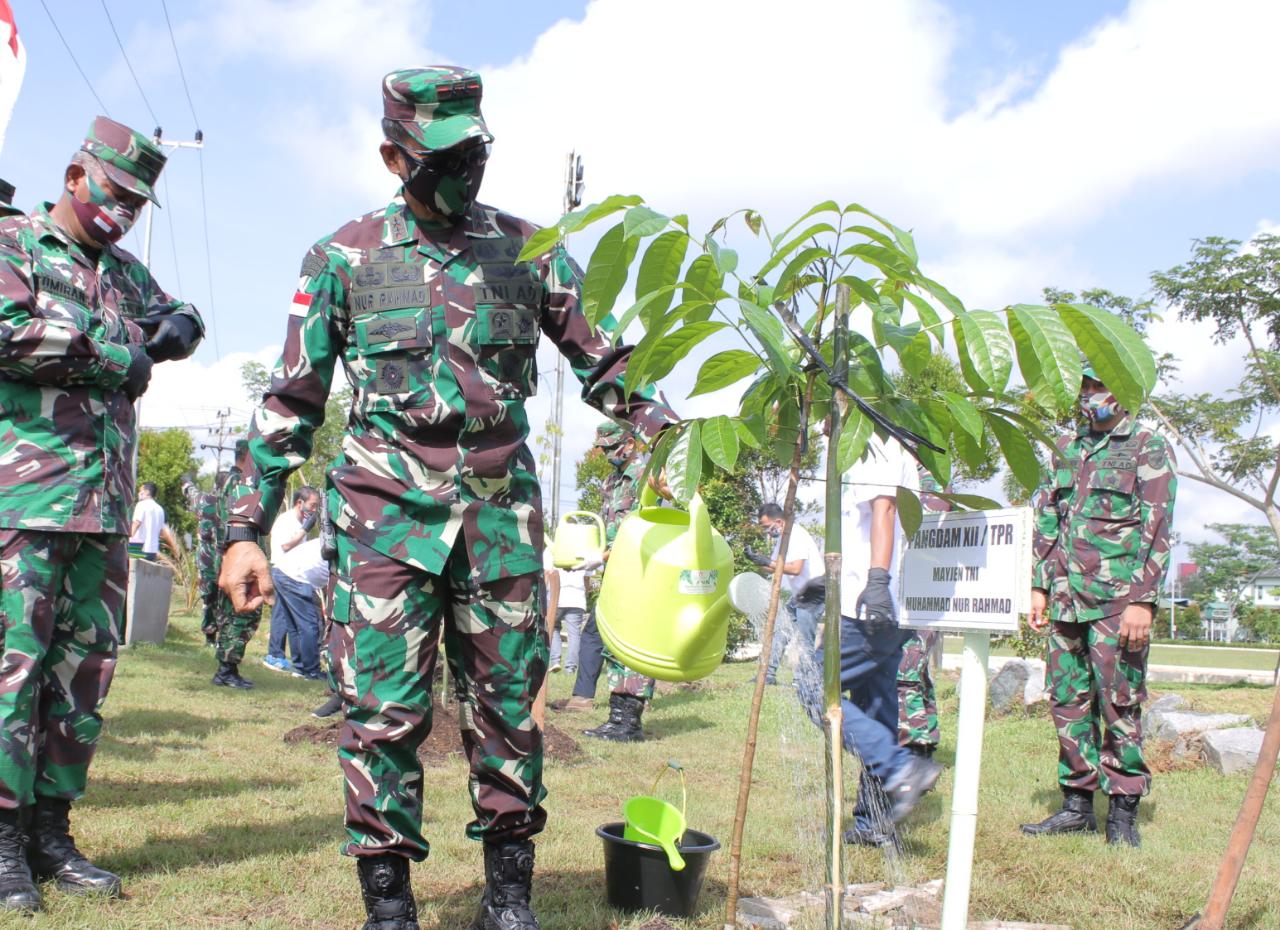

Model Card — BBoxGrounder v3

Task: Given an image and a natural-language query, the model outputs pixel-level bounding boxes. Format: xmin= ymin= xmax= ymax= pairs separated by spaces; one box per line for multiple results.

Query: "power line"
xmin=160 ymin=169 xmax=184 ymax=296
xmin=158 ymin=0 xmax=200 ymax=127
xmin=38 ymin=0 xmax=111 ymax=116
xmin=99 ymin=0 xmax=160 ymax=127
xmin=196 ymin=147 xmax=221 ymax=359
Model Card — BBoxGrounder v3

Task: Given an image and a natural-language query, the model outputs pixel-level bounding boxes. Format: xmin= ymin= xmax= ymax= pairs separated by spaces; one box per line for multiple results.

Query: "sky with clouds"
xmin=2 ymin=0 xmax=1278 ymax=563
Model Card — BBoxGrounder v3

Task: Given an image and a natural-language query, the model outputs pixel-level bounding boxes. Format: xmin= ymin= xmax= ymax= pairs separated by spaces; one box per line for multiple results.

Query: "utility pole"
xmin=200 ymin=407 xmax=236 ymax=471
xmin=134 ymin=128 xmax=205 ymax=475
xmin=547 ymin=150 xmax=584 ymax=532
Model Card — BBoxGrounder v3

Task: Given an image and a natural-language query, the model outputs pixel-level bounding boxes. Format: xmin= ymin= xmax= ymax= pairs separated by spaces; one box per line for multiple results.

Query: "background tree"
xmin=241 ymin=360 xmax=354 ymax=502
xmin=1185 ymin=523 xmax=1280 ymax=628
xmin=137 ymin=428 xmax=201 ymax=539
xmin=572 ymin=446 xmax=613 ymax=516
xmin=1149 ymin=234 xmax=1280 ymax=549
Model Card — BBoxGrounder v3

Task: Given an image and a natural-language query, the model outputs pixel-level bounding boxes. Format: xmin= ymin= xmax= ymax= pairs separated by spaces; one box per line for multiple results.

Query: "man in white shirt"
xmin=798 ymin=436 xmax=942 ymax=848
xmin=264 ymin=487 xmax=321 ymax=676
xmin=752 ymin=503 xmax=821 ymax=685
xmin=129 ymin=483 xmax=178 ymax=561
xmin=553 ymin=563 xmax=589 ymax=674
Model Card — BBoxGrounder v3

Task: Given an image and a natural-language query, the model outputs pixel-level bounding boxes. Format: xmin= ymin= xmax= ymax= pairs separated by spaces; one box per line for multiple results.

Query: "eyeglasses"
xmin=395 ymin=138 xmax=491 ymax=176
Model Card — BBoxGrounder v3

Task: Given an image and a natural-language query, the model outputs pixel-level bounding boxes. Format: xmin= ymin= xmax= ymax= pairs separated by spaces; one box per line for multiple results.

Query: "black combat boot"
xmin=906 ymin=744 xmax=936 ymax=760
xmin=0 ymin=809 xmax=40 ymax=912
xmin=212 ymin=661 xmax=253 ymax=689
xmin=471 ymin=840 xmax=539 ymax=930
xmin=356 ymin=855 xmax=419 ymax=930
xmin=1020 ymin=788 xmax=1097 ymax=836
xmin=582 ymin=694 xmax=644 ymax=742
xmin=28 ymin=799 xmax=121 ymax=896
xmin=1105 ymin=795 xmax=1141 ymax=848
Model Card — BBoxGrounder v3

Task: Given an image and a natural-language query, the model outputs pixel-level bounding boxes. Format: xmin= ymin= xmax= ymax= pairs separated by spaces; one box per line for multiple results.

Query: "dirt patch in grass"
xmin=283 ymin=703 xmax=583 ymax=765
xmin=1146 ymin=738 xmax=1205 ymax=774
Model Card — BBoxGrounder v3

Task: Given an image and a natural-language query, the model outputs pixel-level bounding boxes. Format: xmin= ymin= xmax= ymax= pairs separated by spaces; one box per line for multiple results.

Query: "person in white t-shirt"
xmin=554 ymin=563 xmax=589 ymax=674
xmin=263 ymin=487 xmax=321 ymax=675
xmin=129 ymin=483 xmax=179 ymax=561
xmin=797 ymin=435 xmax=942 ymax=848
xmin=752 ymin=503 xmax=822 ymax=685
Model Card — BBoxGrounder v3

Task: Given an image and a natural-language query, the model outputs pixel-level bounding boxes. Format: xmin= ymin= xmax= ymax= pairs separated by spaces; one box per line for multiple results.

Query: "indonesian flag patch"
xmin=290 ymin=290 xmax=314 ymax=316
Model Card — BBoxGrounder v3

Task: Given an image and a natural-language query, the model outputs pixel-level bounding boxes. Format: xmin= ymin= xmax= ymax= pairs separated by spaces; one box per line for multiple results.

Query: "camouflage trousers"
xmin=214 ymin=593 xmax=261 ymax=666
xmin=328 ymin=533 xmax=548 ymax=860
xmin=605 ymin=652 xmax=655 ymax=701
xmin=198 ymin=578 xmax=219 ymax=638
xmin=897 ymin=631 xmax=940 ymax=749
xmin=1047 ymin=613 xmax=1150 ymax=796
xmin=0 ymin=529 xmax=124 ymax=809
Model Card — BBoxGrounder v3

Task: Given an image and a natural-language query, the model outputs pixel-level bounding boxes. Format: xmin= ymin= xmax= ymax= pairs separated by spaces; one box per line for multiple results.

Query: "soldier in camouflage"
xmin=1021 ymin=364 xmax=1176 ymax=848
xmin=218 ymin=68 xmax=674 ymax=930
xmin=0 ymin=117 xmax=203 ymax=911
xmin=896 ymin=472 xmax=947 ymax=756
xmin=195 ymin=472 xmax=227 ymax=645
xmin=206 ymin=445 xmax=260 ymax=689
xmin=573 ymin=422 xmax=657 ymax=742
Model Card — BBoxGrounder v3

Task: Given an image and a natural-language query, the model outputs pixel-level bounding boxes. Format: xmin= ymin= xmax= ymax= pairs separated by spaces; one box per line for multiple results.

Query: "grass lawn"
xmin=12 ymin=607 xmax=1277 ymax=930
xmin=943 ymin=636 xmax=1280 ymax=672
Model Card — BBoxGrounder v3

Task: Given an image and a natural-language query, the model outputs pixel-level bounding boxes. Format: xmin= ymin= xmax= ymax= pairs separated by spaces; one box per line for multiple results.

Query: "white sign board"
xmin=899 ymin=506 xmax=1033 ymax=634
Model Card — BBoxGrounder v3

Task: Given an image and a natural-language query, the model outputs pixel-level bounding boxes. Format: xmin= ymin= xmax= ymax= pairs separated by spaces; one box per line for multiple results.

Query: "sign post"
xmin=899 ymin=506 xmax=1033 ymax=930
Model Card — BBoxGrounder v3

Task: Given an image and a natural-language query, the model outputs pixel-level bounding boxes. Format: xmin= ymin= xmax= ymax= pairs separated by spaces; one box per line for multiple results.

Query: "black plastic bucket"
xmin=597 ymin=821 xmax=720 ymax=918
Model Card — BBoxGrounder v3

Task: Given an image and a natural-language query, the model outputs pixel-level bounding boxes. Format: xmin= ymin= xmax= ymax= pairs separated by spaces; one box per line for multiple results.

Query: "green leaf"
xmin=953 ymin=427 xmax=988 ymax=471
xmin=690 ymin=349 xmax=763 ymax=397
xmin=623 ymin=205 xmax=670 ymax=240
xmin=582 ymin=221 xmax=640 ymax=329
xmin=836 ymin=275 xmax=882 ymax=311
xmin=896 ymin=485 xmax=923 ymax=537
xmin=613 ymin=285 xmax=680 ymax=341
xmin=737 ymin=414 xmax=767 ymax=449
xmin=903 ymin=291 xmax=944 ymax=347
xmin=941 ymin=391 xmax=983 ymax=442
xmin=560 ymin=194 xmax=644 ymax=235
xmin=666 ymin=421 xmax=703 ymax=504
xmin=835 ymin=408 xmax=874 ymax=474
xmin=953 ymin=309 xmax=1014 ymax=393
xmin=515 ymin=226 xmax=563 ymax=262
xmin=644 ymin=321 xmax=728 ymax=386
xmin=701 ymin=415 xmax=740 ymax=473
xmin=842 ymin=203 xmax=917 ymax=262
xmin=706 ymin=236 xmax=738 ymax=276
xmin=985 ymin=411 xmax=1042 ymax=493
xmin=686 ymin=253 xmax=725 ymax=302
xmin=739 ymin=301 xmax=793 ymax=374
xmin=1008 ymin=304 xmax=1082 ymax=412
xmin=933 ymin=491 xmax=1003 ymax=511
xmin=772 ymin=200 xmax=839 ymax=250
xmin=919 ymin=276 xmax=966 ymax=318
xmin=840 ymin=243 xmax=917 ymax=279
xmin=744 ymin=210 xmax=763 ymax=236
xmin=756 ymin=224 xmax=837 ymax=280
xmin=636 ymin=231 xmax=689 ymax=325
xmin=1056 ymin=302 xmax=1156 ymax=412
xmin=774 ymin=246 xmax=829 ymax=300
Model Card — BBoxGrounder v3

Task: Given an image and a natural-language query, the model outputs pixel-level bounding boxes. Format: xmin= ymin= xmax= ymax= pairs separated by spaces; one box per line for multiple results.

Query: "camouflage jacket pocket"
xmin=1083 ymin=467 xmax=1138 ymax=524
xmin=474 ymin=304 xmax=539 ymax=398
xmin=349 ymin=309 xmax=431 ymax=400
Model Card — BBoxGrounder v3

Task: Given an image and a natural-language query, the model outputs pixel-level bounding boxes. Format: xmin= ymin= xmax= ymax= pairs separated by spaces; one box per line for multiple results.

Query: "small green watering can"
xmin=596 ymin=487 xmax=732 ymax=682
xmin=551 ymin=511 xmax=605 ymax=568
xmin=623 ymin=761 xmax=688 ymax=871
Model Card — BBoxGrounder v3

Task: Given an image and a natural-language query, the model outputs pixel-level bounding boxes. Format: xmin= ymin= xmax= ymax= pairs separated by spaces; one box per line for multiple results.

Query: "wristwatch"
xmin=222 ymin=525 xmax=260 ymax=548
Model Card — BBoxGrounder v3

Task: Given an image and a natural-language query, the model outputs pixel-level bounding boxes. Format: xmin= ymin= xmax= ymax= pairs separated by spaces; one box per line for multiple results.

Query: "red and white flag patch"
xmin=289 ymin=290 xmax=314 ymax=316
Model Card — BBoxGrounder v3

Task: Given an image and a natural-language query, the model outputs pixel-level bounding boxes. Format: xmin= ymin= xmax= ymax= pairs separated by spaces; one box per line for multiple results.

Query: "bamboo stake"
xmin=821 ymin=283 xmax=851 ymax=930
xmin=722 ymin=376 xmax=816 ymax=930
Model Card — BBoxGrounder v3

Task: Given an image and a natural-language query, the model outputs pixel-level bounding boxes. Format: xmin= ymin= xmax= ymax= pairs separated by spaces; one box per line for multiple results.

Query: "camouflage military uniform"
xmin=196 ymin=490 xmax=221 ymax=640
xmin=0 ymin=121 xmax=202 ymax=814
xmin=600 ymin=451 xmax=655 ymax=702
xmin=228 ymin=81 xmax=673 ymax=861
xmin=208 ymin=464 xmax=261 ymax=669
xmin=897 ymin=472 xmax=946 ymax=751
xmin=1032 ymin=414 xmax=1176 ymax=797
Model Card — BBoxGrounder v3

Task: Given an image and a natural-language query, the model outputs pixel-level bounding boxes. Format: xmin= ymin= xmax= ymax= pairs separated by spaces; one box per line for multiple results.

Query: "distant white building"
xmin=1245 ymin=565 xmax=1280 ymax=609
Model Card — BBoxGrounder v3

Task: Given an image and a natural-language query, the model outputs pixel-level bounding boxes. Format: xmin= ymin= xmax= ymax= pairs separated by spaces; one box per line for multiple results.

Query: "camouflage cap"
xmin=594 ymin=421 xmax=630 ymax=450
xmin=80 ymin=116 xmax=166 ymax=205
xmin=382 ymin=67 xmax=492 ymax=152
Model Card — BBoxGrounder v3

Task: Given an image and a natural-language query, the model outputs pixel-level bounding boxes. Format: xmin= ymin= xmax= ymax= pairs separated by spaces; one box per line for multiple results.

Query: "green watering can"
xmin=551 ymin=511 xmax=605 ymax=568
xmin=623 ymin=761 xmax=688 ymax=871
xmin=596 ymin=487 xmax=733 ymax=682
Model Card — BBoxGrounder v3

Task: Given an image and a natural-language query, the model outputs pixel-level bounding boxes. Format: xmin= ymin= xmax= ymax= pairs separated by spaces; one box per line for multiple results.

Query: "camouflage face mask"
xmin=396 ymin=140 xmax=489 ymax=221
xmin=1079 ymin=388 xmax=1120 ymax=423
xmin=70 ymin=167 xmax=139 ymax=244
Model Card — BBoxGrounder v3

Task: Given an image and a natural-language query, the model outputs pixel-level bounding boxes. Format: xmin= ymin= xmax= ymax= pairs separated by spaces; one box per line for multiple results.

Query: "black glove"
xmin=855 ymin=567 xmax=896 ymax=631
xmin=142 ymin=313 xmax=200 ymax=362
xmin=300 ymin=511 xmax=318 ymax=532
xmin=796 ymin=578 xmax=826 ymax=607
xmin=123 ymin=345 xmax=154 ymax=401
xmin=744 ymin=546 xmax=771 ymax=568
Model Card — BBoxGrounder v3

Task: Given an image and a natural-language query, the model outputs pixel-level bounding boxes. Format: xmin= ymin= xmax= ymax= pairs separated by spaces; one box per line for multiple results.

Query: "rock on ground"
xmin=989 ymin=660 xmax=1032 ymax=713
xmin=1202 ymin=727 xmax=1270 ymax=775
xmin=1147 ymin=710 xmax=1251 ymax=742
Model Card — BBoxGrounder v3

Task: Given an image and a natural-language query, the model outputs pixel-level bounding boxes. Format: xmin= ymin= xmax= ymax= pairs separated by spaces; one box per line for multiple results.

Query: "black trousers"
xmin=572 ymin=609 xmax=605 ymax=699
